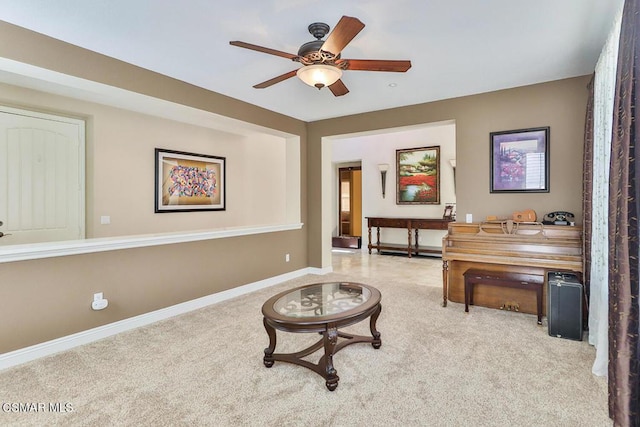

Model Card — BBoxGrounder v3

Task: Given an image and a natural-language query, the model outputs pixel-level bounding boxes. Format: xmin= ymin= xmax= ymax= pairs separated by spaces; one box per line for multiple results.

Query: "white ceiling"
xmin=0 ymin=0 xmax=624 ymax=122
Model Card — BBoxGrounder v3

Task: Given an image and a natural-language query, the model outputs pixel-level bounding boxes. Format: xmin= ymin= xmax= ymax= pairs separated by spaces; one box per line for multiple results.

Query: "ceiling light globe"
xmin=297 ymin=64 xmax=342 ymax=89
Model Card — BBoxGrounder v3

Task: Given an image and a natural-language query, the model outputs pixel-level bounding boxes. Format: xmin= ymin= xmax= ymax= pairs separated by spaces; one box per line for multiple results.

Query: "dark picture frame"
xmin=396 ymin=146 xmax=440 ymax=205
xmin=155 ymin=148 xmax=226 ymax=213
xmin=490 ymin=127 xmax=550 ymax=193
xmin=443 ymin=203 xmax=455 ymax=220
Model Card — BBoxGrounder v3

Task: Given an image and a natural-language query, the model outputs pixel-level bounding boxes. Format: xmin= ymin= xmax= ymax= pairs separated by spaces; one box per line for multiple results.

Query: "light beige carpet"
xmin=0 ymin=253 xmax=610 ymax=426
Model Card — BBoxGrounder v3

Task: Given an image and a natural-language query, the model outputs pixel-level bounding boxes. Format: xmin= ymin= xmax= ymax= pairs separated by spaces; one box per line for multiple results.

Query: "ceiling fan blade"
xmin=230 ymin=41 xmax=298 ymax=60
xmin=253 ymin=70 xmax=298 ymax=89
xmin=328 ymin=79 xmax=349 ymax=97
xmin=321 ymin=16 xmax=365 ymax=55
xmin=338 ymin=59 xmax=412 ymax=72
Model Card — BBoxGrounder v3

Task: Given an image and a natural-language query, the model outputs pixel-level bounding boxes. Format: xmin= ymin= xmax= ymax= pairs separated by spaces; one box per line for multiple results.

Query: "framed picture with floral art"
xmin=490 ymin=127 xmax=549 ymax=193
xmin=396 ymin=146 xmax=440 ymax=205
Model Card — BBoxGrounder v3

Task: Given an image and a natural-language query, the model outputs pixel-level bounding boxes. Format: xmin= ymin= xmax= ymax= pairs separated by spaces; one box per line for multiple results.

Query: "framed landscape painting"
xmin=490 ymin=127 xmax=549 ymax=193
xmin=155 ymin=148 xmax=226 ymax=212
xmin=396 ymin=146 xmax=440 ymax=205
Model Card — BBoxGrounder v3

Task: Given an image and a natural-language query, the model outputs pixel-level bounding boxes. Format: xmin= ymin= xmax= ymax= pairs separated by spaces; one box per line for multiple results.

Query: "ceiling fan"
xmin=230 ymin=15 xmax=412 ymax=97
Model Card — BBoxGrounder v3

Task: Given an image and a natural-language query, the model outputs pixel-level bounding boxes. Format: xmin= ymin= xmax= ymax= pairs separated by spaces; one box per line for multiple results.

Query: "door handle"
xmin=0 ymin=220 xmax=8 ymax=237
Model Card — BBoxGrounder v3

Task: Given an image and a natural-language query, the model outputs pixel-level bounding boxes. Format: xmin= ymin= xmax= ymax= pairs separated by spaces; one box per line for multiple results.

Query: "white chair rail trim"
xmin=0 ymin=223 xmax=304 ymax=263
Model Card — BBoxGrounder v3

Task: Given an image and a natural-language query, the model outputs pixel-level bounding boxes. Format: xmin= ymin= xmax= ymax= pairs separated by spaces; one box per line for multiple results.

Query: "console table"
xmin=366 ymin=217 xmax=452 ymax=258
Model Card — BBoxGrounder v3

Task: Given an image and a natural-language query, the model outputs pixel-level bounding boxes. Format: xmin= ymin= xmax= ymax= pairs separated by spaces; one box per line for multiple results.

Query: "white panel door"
xmin=0 ymin=106 xmax=85 ymax=245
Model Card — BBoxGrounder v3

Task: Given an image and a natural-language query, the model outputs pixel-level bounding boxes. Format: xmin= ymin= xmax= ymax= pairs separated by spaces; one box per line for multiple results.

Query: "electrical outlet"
xmin=285 ymin=253 xmax=290 ymax=262
xmin=92 ymin=292 xmax=108 ymax=310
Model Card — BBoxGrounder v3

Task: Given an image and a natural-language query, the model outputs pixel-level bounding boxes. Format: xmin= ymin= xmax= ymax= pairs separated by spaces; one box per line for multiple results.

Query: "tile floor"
xmin=331 ymin=248 xmax=444 ymax=289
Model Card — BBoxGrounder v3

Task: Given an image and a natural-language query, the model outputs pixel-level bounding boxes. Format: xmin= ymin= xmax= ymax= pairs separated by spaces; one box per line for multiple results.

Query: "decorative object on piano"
xmin=512 ymin=209 xmax=537 ymax=222
xmin=443 ymin=203 xmax=455 ymax=220
xmin=542 ymin=211 xmax=575 ymax=225
xmin=396 ymin=146 xmax=440 ymax=205
xmin=486 ymin=209 xmax=536 ymax=222
xmin=490 ymin=127 xmax=550 ymax=193
xmin=478 ymin=219 xmax=544 ymax=236
xmin=377 ymin=163 xmax=389 ymax=198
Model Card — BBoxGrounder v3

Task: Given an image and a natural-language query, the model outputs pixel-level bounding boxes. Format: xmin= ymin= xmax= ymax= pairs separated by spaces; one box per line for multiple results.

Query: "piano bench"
xmin=463 ymin=269 xmax=544 ymax=325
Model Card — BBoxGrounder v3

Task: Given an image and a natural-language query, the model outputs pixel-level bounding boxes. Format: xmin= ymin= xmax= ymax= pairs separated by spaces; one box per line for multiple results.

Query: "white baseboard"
xmin=0 ymin=266 xmax=333 ymax=371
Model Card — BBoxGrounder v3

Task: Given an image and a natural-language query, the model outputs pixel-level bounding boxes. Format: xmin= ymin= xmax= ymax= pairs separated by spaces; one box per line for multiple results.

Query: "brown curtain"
xmin=608 ymin=0 xmax=640 ymax=425
xmin=583 ymin=74 xmax=595 ymax=300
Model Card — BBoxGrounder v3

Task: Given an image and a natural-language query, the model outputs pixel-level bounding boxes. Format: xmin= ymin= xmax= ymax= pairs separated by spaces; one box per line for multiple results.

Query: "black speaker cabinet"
xmin=547 ymin=271 xmax=583 ymax=341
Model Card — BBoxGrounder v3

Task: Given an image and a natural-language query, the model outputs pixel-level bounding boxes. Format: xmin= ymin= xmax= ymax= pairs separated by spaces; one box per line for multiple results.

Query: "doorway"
xmin=333 ymin=166 xmax=362 ymax=249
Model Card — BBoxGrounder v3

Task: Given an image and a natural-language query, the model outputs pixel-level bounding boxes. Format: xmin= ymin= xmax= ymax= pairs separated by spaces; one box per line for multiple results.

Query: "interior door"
xmin=351 ymin=169 xmax=362 ymax=237
xmin=0 ymin=106 xmax=85 ymax=245
xmin=338 ymin=167 xmax=362 ymax=237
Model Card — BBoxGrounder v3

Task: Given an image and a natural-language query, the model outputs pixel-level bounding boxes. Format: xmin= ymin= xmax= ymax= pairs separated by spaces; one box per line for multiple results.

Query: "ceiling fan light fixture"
xmin=296 ymin=64 xmax=342 ymax=89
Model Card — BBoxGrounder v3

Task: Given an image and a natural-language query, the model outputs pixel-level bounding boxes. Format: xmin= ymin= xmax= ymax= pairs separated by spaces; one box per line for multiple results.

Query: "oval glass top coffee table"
xmin=261 ymin=282 xmax=382 ymax=391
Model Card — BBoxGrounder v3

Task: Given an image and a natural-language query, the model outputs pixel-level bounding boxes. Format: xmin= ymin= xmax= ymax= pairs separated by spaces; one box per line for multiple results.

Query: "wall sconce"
xmin=449 ymin=159 xmax=456 ymax=193
xmin=378 ymin=164 xmax=389 ymax=198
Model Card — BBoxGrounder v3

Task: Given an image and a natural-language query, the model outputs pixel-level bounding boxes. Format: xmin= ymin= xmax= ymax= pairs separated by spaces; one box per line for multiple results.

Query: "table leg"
xmin=263 ymin=318 xmax=276 ymax=368
xmin=407 ymin=226 xmax=412 ymax=258
xmin=323 ymin=326 xmax=340 ymax=391
xmin=367 ymin=225 xmax=372 ymax=254
xmin=442 ymin=260 xmax=449 ymax=307
xmin=369 ymin=304 xmax=382 ymax=349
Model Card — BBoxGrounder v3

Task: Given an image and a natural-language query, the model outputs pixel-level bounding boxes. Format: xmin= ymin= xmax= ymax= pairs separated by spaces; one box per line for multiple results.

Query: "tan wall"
xmin=0 ymin=21 xmax=304 ymax=134
xmin=0 ymin=21 xmax=308 ymax=354
xmin=308 ymin=76 xmax=589 ymax=267
xmin=0 ymin=19 xmax=589 ymax=353
xmin=0 ymin=83 xmax=290 ymax=238
xmin=2 ymin=231 xmax=306 ymax=352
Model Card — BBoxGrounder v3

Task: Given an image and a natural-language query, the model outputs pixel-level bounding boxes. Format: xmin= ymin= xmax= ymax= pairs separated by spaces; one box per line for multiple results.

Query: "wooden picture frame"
xmin=396 ymin=146 xmax=440 ymax=205
xmin=155 ymin=148 xmax=225 ymax=213
xmin=490 ymin=127 xmax=550 ymax=193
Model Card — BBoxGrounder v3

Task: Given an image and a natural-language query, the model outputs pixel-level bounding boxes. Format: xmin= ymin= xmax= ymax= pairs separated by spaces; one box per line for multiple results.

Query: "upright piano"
xmin=441 ymin=221 xmax=583 ymax=315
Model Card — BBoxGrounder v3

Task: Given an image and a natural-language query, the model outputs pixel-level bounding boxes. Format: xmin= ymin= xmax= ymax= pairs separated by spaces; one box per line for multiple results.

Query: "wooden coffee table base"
xmin=263 ymin=304 xmax=382 ymax=391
